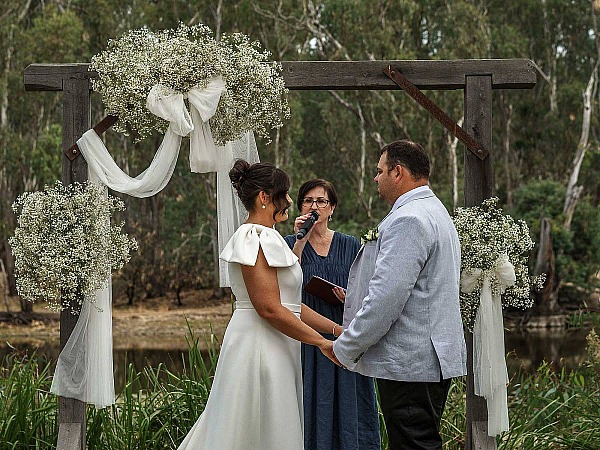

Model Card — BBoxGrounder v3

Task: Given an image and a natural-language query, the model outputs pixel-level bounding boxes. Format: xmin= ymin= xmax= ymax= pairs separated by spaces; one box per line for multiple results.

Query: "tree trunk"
xmin=358 ymin=104 xmax=366 ymax=199
xmin=563 ymin=63 xmax=597 ymax=230
xmin=446 ymin=116 xmax=463 ymax=210
xmin=0 ymin=258 xmax=9 ymax=312
xmin=209 ymin=215 xmax=226 ymax=298
xmin=2 ymin=239 xmax=16 ymax=296
xmin=532 ymin=217 xmax=559 ymax=314
xmin=273 ymin=126 xmax=282 ymax=167
xmin=0 ymin=28 xmax=13 ymax=129
xmin=499 ymin=93 xmax=514 ymax=209
xmin=541 ymin=0 xmax=558 ymax=113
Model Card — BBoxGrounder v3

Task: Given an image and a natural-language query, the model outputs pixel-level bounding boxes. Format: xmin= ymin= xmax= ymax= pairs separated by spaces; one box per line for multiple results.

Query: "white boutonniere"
xmin=360 ymin=227 xmax=379 ymax=245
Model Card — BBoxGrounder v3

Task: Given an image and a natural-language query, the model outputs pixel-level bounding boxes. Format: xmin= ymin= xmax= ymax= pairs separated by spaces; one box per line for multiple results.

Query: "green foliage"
xmin=510 ymin=180 xmax=600 ymax=294
xmin=0 ymin=350 xmax=57 ymax=448
xmin=0 ymin=324 xmax=220 ymax=449
xmin=21 ymin=4 xmax=89 ymax=64
xmin=1 ymin=0 xmax=599 ymax=305
xmin=4 ymin=329 xmax=600 ymax=449
xmin=440 ymin=351 xmax=600 ymax=450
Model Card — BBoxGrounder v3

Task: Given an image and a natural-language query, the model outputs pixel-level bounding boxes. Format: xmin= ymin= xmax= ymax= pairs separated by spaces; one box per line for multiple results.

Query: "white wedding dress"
xmin=178 ymin=223 xmax=304 ymax=450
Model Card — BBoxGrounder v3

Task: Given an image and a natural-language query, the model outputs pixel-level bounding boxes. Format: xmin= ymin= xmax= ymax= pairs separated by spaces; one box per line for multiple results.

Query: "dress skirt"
xmin=177 ymin=305 xmax=304 ymax=450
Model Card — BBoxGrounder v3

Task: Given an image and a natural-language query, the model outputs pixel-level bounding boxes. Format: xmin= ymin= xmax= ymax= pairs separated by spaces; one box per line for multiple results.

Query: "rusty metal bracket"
xmin=64 ymin=115 xmax=119 ymax=161
xmin=383 ymin=65 xmax=488 ymax=160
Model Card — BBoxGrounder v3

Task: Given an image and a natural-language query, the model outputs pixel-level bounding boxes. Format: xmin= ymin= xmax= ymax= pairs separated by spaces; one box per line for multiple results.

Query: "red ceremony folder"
xmin=304 ymin=276 xmax=344 ymax=306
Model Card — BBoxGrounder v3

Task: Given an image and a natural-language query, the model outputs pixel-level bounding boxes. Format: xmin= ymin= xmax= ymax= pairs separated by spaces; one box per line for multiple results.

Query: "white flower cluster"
xmin=453 ymin=197 xmax=545 ymax=330
xmin=90 ymin=23 xmax=290 ymax=144
xmin=360 ymin=227 xmax=379 ymax=245
xmin=9 ymin=181 xmax=138 ymax=313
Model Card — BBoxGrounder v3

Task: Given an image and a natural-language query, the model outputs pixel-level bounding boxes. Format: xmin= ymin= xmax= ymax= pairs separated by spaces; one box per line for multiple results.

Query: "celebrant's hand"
xmin=332 ymin=286 xmax=346 ymax=303
xmin=293 ymin=213 xmax=316 ymax=240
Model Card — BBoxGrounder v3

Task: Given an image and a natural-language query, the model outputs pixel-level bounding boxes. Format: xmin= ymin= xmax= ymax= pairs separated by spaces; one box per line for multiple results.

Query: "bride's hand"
xmin=319 ymin=340 xmax=342 ymax=367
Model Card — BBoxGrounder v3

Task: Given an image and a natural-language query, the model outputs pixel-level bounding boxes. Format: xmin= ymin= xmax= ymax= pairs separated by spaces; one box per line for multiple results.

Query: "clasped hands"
xmin=319 ymin=340 xmax=345 ymax=368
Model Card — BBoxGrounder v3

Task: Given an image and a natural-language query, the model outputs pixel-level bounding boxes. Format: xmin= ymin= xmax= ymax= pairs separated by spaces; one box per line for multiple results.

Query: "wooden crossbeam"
xmin=24 ymin=59 xmax=537 ymax=92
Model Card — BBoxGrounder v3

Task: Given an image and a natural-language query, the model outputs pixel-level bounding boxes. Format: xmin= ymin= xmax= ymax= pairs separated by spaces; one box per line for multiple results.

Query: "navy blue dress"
xmin=284 ymin=232 xmax=380 ymax=450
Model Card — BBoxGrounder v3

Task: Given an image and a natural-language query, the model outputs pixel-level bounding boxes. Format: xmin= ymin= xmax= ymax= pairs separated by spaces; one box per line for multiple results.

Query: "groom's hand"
xmin=319 ymin=340 xmax=342 ymax=367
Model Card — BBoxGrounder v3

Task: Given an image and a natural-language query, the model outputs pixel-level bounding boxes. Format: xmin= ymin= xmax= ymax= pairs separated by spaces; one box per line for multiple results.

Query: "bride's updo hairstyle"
xmin=229 ymin=159 xmax=292 ymax=219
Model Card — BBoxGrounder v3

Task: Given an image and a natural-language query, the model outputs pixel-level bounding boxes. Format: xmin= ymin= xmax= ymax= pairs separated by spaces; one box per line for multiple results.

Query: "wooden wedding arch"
xmin=24 ymin=58 xmax=536 ymax=450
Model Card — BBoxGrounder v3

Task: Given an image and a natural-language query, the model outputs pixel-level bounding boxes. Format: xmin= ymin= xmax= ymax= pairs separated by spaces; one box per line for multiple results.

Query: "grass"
xmin=567 ymin=310 xmax=600 ymax=329
xmin=1 ymin=328 xmax=599 ymax=449
xmin=439 ymin=329 xmax=600 ymax=450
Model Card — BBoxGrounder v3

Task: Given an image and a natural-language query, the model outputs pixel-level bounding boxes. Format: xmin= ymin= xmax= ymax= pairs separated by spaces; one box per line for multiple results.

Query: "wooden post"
xmin=23 ymin=64 xmax=94 ymax=450
xmin=58 ymin=74 xmax=91 ymax=450
xmin=464 ymin=75 xmax=496 ymax=450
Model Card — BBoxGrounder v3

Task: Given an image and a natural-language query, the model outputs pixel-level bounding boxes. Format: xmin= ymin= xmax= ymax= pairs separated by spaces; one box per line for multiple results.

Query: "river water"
xmin=0 ymin=325 xmax=592 ymax=392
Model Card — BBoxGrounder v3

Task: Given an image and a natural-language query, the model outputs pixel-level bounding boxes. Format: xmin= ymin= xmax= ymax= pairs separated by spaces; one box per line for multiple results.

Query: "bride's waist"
xmin=235 ymin=300 xmax=301 ymax=314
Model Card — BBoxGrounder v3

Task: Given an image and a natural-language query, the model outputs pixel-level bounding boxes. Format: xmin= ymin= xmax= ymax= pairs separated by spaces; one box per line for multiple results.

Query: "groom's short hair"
xmin=381 ymin=140 xmax=430 ymax=180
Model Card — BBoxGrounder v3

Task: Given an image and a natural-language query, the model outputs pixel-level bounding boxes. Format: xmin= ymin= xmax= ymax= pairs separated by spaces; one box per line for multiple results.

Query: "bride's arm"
xmin=300 ymin=304 xmax=343 ymax=338
xmin=241 ymin=247 xmax=340 ymax=366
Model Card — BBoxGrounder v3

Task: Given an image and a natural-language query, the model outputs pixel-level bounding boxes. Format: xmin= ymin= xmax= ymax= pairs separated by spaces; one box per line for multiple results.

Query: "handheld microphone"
xmin=296 ymin=210 xmax=320 ymax=240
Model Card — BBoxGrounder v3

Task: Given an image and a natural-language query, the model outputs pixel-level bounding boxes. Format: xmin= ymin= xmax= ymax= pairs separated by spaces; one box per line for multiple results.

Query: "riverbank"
xmin=0 ymin=291 xmax=232 ymax=351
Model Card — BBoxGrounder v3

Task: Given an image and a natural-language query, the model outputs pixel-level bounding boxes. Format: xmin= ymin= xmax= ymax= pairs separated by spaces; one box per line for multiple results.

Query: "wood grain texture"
xmin=56 ymin=423 xmax=83 ymax=450
xmin=464 ymin=75 xmax=497 ymax=450
xmin=58 ymin=74 xmax=90 ymax=450
xmin=24 ymin=59 xmax=536 ymax=92
xmin=472 ymin=421 xmax=497 ymax=449
xmin=282 ymin=59 xmax=536 ymax=90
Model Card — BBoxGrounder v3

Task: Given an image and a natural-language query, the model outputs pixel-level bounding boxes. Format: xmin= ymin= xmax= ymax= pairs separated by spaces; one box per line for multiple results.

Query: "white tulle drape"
xmin=50 ymin=77 xmax=258 ymax=408
xmin=50 ymin=169 xmax=115 ymax=408
xmin=461 ymin=254 xmax=516 ymax=436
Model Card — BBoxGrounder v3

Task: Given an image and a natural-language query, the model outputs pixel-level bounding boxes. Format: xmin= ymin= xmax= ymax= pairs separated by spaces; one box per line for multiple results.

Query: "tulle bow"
xmin=461 ymin=254 xmax=516 ymax=436
xmin=146 ymin=77 xmax=226 ymax=172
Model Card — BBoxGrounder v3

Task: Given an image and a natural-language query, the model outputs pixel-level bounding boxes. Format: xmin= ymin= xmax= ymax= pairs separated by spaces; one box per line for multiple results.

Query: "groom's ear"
xmin=394 ymin=165 xmax=403 ymax=180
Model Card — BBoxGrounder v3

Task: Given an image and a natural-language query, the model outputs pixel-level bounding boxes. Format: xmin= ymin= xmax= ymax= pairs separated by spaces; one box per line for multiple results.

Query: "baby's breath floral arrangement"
xmin=90 ymin=23 xmax=290 ymax=144
xmin=453 ymin=197 xmax=545 ymax=330
xmin=9 ymin=181 xmax=138 ymax=313
xmin=360 ymin=227 xmax=379 ymax=245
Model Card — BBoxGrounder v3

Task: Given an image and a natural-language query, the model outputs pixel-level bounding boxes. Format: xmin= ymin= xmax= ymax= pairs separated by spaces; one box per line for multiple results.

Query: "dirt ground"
xmin=0 ymin=290 xmax=232 ymax=350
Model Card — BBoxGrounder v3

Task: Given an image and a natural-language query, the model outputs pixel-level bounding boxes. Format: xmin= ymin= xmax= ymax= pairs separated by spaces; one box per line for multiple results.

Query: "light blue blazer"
xmin=333 ymin=187 xmax=467 ymax=382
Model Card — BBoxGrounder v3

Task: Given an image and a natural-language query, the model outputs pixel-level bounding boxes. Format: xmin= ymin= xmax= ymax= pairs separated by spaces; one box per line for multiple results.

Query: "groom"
xmin=333 ymin=140 xmax=466 ymax=450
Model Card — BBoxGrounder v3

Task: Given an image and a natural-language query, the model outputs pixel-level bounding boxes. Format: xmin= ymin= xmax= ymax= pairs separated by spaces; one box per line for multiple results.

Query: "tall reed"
xmin=85 ymin=323 xmax=220 ymax=449
xmin=439 ymin=359 xmax=600 ymax=450
xmin=2 ymin=327 xmax=599 ymax=449
xmin=0 ymin=347 xmax=58 ymax=448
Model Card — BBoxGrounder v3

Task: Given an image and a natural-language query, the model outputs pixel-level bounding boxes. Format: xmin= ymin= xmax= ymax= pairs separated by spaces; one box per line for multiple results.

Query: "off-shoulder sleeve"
xmin=219 ymin=224 xmax=298 ymax=267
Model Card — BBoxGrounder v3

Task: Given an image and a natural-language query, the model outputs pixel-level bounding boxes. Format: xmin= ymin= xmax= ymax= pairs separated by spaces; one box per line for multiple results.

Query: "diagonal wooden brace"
xmin=64 ymin=115 xmax=119 ymax=161
xmin=383 ymin=65 xmax=488 ymax=160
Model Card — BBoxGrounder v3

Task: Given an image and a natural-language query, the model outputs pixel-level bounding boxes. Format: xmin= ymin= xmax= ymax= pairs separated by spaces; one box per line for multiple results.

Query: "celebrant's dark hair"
xmin=381 ymin=140 xmax=430 ymax=180
xmin=296 ymin=179 xmax=338 ymax=209
xmin=230 ymin=160 xmax=291 ymax=219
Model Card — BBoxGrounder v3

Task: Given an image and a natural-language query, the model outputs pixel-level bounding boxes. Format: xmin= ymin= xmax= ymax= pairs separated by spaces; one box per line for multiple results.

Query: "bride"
xmin=178 ymin=160 xmax=341 ymax=450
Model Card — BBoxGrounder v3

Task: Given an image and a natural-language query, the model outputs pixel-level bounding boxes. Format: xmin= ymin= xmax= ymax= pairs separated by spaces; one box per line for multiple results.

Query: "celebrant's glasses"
xmin=302 ymin=198 xmax=330 ymax=208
